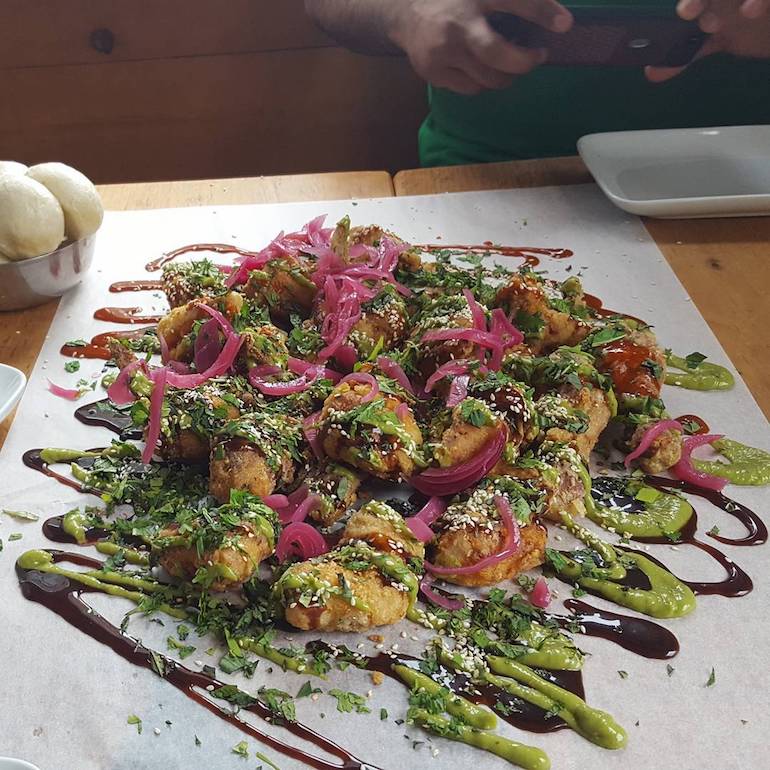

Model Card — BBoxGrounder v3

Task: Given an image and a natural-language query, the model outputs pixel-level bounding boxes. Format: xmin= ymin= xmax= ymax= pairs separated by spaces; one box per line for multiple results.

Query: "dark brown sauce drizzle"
xmin=94 ymin=306 xmax=164 ymax=324
xmin=418 ymin=244 xmax=573 ymax=269
xmin=558 ymin=600 xmax=678 ymax=659
xmin=16 ymin=552 xmax=377 ymax=770
xmin=645 ymin=475 xmax=767 ymax=548
xmin=61 ymin=326 xmax=156 ymax=360
xmin=74 ymin=399 xmax=141 ymax=440
xmin=109 ymin=279 xmax=163 ymax=293
xmin=22 ymin=449 xmax=89 ymax=493
xmin=588 ymin=476 xmax=756 ymax=597
xmin=146 ymin=243 xmax=259 ymax=272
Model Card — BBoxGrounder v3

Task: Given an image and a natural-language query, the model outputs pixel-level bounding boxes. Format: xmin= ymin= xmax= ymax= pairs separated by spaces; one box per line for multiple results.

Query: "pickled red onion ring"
xmin=671 ymin=433 xmax=729 ymax=492
xmin=142 ymin=367 xmax=167 ymax=465
xmin=47 ymin=380 xmax=81 ymax=400
xmin=275 ymin=522 xmax=328 ymax=562
xmin=377 ymin=356 xmax=415 ymax=396
xmin=339 ymin=372 xmax=379 ymax=403
xmin=411 ymin=425 xmax=507 ymax=497
xmin=529 ymin=577 xmax=552 ymax=609
xmin=446 ymin=375 xmax=469 ymax=408
xmin=419 ymin=574 xmax=466 ymax=611
xmin=624 ymin=420 xmax=683 ymax=468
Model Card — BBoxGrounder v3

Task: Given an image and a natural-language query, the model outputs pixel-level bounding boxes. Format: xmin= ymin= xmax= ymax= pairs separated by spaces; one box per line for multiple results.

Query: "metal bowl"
xmin=0 ymin=233 xmax=97 ymax=311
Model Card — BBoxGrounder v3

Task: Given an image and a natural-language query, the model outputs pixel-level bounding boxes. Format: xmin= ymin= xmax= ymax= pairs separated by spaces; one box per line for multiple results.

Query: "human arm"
xmin=304 ymin=0 xmax=574 ymax=95
xmin=646 ymin=0 xmax=770 ymax=81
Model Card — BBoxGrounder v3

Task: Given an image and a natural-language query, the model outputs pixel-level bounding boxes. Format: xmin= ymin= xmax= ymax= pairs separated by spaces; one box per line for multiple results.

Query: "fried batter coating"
xmin=152 ymin=492 xmax=277 ymax=590
xmin=157 ymin=292 xmax=243 ymax=362
xmin=209 ymin=413 xmax=303 ymax=503
xmin=340 ymin=500 xmax=425 ymax=561
xmin=243 ymin=253 xmax=316 ymax=320
xmin=595 ymin=328 xmax=666 ymax=398
xmin=317 ymin=380 xmax=424 ymax=481
xmin=279 ymin=561 xmax=411 ymax=632
xmin=154 ymin=384 xmax=241 ymax=463
xmin=536 ymin=386 xmax=612 ymax=462
xmin=348 ymin=285 xmax=409 ymax=358
xmin=238 ymin=323 xmax=290 ymax=370
xmin=304 ymin=463 xmax=361 ymax=527
xmin=432 ymin=398 xmax=504 ymax=468
xmin=162 ymin=259 xmax=226 ymax=308
xmin=156 ymin=521 xmax=271 ymax=589
xmin=495 ymin=271 xmax=589 ymax=354
xmin=406 ymin=294 xmax=477 ymax=379
xmin=430 ymin=484 xmax=546 ymax=586
xmin=628 ymin=422 xmax=683 ymax=474
xmin=494 ymin=444 xmax=588 ymax=522
xmin=275 ymin=541 xmax=418 ymax=632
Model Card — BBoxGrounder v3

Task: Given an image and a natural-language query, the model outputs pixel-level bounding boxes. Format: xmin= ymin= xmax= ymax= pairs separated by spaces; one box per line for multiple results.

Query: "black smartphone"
xmin=489 ymin=5 xmax=706 ymax=67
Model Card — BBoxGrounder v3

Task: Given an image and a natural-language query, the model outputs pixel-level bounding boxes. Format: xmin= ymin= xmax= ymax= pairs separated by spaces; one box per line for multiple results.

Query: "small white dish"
xmin=578 ymin=125 xmax=770 ymax=218
xmin=0 ymin=759 xmax=41 ymax=770
xmin=0 ymin=364 xmax=26 ymax=423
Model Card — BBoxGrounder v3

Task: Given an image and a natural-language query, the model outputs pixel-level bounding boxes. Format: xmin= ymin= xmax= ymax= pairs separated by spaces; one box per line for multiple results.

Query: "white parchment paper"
xmin=1 ymin=185 xmax=768 ymax=770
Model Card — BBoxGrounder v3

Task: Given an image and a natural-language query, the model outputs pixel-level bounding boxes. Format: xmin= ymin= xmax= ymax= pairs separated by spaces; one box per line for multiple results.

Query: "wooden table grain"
xmin=395 ymin=157 xmax=770 ymax=419
xmin=0 ymin=171 xmax=394 ymax=447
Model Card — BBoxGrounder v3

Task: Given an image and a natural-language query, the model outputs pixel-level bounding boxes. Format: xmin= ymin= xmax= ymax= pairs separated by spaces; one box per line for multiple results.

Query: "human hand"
xmin=646 ymin=0 xmax=770 ymax=82
xmin=388 ymin=0 xmax=573 ymax=95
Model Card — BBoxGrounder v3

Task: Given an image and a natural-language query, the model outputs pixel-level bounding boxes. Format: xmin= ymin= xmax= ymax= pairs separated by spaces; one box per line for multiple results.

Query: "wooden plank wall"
xmin=0 ymin=0 xmax=427 ymax=183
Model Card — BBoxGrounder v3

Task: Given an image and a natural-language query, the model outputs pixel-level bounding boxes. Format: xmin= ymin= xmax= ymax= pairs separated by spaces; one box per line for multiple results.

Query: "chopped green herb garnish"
xmin=328 ymin=689 xmax=371 ymax=714
xmin=666 ymin=665 xmax=675 ymax=677
xmin=65 ymin=360 xmax=81 ymax=373
xmin=706 ymin=667 xmax=716 ymax=687
xmin=685 ymin=352 xmax=707 ymax=369
xmin=127 ymin=714 xmax=142 ymax=734
xmin=232 ymin=740 xmax=249 ymax=758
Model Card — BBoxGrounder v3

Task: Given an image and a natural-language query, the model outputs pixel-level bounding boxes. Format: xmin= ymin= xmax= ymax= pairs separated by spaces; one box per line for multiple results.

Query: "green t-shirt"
xmin=419 ymin=54 xmax=770 ymax=165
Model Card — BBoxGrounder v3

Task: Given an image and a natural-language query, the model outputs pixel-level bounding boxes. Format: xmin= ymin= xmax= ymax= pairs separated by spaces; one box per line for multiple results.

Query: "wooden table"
xmin=396 ymin=157 xmax=770 ymax=420
xmin=0 ymin=171 xmax=393 ymax=446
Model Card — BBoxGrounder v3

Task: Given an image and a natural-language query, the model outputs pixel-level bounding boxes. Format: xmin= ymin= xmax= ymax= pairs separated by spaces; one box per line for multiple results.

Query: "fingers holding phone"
xmin=388 ymin=0 xmax=572 ymax=95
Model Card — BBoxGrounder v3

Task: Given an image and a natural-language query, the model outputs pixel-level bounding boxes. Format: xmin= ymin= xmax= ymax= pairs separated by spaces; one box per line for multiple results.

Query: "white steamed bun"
xmin=0 ymin=161 xmax=29 ymax=176
xmin=27 ymin=162 xmax=103 ymax=241
xmin=0 ymin=175 xmax=65 ymax=260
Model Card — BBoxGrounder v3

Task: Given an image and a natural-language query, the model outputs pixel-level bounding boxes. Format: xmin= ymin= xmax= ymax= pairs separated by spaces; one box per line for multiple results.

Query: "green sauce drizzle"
xmin=409 ymin=709 xmax=550 ymax=770
xmin=692 ymin=438 xmax=770 ymax=486
xmin=665 ymin=353 xmax=734 ymax=391
xmin=587 ymin=485 xmax=694 ymax=539
xmin=483 ymin=658 xmax=627 ymax=750
xmin=394 ymin=665 xmax=498 ymax=730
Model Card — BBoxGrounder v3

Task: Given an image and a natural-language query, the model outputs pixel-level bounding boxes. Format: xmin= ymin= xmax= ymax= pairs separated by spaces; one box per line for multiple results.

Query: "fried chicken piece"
xmin=407 ymin=294 xmax=477 ymax=380
xmin=162 ymin=260 xmax=226 ymax=308
xmin=243 ymin=253 xmax=317 ymax=320
xmin=157 ymin=292 xmax=243 ymax=362
xmin=628 ymin=422 xmax=683 ymax=474
xmin=304 ymin=463 xmax=361 ymax=527
xmin=275 ymin=541 xmax=418 ymax=632
xmin=536 ymin=386 xmax=612 ymax=462
xmin=238 ymin=323 xmax=289 ymax=370
xmin=494 ymin=444 xmax=587 ymax=522
xmin=108 ymin=338 xmax=138 ymax=370
xmin=495 ymin=272 xmax=590 ymax=354
xmin=430 ymin=485 xmax=546 ymax=586
xmin=152 ymin=493 xmax=277 ymax=590
xmin=595 ymin=328 xmax=666 ymax=398
xmin=155 ymin=386 xmax=240 ymax=464
xmin=348 ymin=286 xmax=409 ymax=358
xmin=432 ymin=398 xmax=504 ymax=468
xmin=209 ymin=413 xmax=302 ymax=503
xmin=317 ymin=380 xmax=424 ymax=481
xmin=340 ymin=500 xmax=425 ymax=561
xmin=155 ymin=521 xmax=271 ymax=590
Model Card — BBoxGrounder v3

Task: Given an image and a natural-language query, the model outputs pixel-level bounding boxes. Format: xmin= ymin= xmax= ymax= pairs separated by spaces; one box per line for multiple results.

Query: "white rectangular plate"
xmin=1 ymin=185 xmax=768 ymax=770
xmin=578 ymin=125 xmax=770 ymax=218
